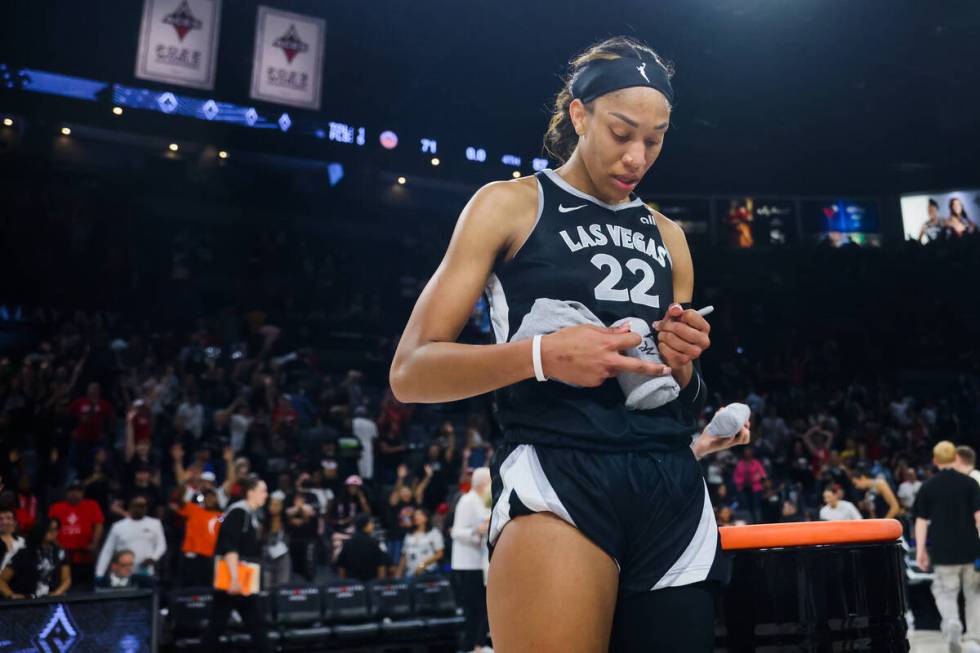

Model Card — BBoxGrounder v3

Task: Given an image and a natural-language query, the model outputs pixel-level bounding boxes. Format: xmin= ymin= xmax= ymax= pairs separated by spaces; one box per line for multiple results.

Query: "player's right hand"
xmin=540 ymin=324 xmax=671 ymax=387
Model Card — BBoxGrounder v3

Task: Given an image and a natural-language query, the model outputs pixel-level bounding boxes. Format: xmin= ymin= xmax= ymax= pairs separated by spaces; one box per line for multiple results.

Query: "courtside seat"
xmin=273 ymin=584 xmax=332 ymax=644
xmin=221 ymin=591 xmax=282 ymax=647
xmin=323 ymin=581 xmax=380 ymax=640
xmin=369 ymin=579 xmax=426 ymax=638
xmin=168 ymin=587 xmax=213 ymax=650
xmin=413 ymin=575 xmax=466 ymax=632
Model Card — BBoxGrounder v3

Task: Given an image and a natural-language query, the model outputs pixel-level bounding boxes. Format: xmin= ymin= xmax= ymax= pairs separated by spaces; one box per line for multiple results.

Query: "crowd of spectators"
xmin=0 ymin=304 xmax=501 ymax=599
xmin=0 ymin=169 xmax=977 ymax=638
xmin=0 ymin=299 xmax=975 ymax=602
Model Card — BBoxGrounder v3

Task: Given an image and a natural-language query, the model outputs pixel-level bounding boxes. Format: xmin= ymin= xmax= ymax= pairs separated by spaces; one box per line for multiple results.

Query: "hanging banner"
xmin=250 ymin=6 xmax=326 ymax=110
xmin=135 ymin=0 xmax=222 ymax=90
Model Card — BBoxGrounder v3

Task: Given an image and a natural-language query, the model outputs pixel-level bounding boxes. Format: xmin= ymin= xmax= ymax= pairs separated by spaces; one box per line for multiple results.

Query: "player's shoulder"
xmin=648 ymin=208 xmax=687 ymax=243
xmin=458 ymin=176 xmax=540 ymax=243
xmin=468 ymin=176 xmax=538 ymax=216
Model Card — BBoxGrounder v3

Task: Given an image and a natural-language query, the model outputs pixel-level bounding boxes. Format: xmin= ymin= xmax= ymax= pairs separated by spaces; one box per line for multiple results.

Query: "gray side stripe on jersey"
xmin=542 ymin=169 xmax=645 ymax=212
xmin=485 ymin=273 xmax=510 ymax=344
xmin=488 ymin=444 xmax=593 ymax=561
xmin=651 ymin=481 xmax=717 ymax=590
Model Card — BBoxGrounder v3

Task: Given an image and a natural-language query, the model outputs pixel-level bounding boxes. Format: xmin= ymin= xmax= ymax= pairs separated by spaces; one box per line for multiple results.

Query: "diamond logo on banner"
xmin=278 ymin=112 xmax=292 ymax=132
xmin=157 ymin=92 xmax=178 ymax=113
xmin=273 ymin=25 xmax=309 ymax=64
xmin=244 ymin=107 xmax=258 ymax=126
xmin=163 ymin=0 xmax=203 ymax=41
xmin=202 ymin=99 xmax=218 ymax=120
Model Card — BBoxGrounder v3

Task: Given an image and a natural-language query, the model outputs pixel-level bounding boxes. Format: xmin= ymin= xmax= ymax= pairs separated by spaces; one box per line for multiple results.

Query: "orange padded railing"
xmin=719 ymin=519 xmax=903 ymax=551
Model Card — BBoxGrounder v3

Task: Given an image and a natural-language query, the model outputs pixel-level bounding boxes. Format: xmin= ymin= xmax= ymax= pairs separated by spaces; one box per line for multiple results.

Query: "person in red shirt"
xmin=67 ymin=382 xmax=114 ymax=443
xmin=733 ymin=448 xmax=768 ymax=522
xmin=802 ymin=423 xmax=835 ymax=479
xmin=172 ymin=484 xmax=222 ymax=587
xmin=125 ymin=399 xmax=154 ymax=450
xmin=48 ymin=481 xmax=105 ymax=588
xmin=14 ymin=474 xmax=38 ymax=534
xmin=67 ymin=382 xmax=114 ymax=479
xmin=271 ymin=394 xmax=298 ymax=437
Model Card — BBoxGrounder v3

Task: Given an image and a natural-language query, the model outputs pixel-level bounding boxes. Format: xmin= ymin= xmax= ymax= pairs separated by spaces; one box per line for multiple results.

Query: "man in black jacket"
xmin=202 ymin=475 xmax=271 ymax=653
xmin=94 ymin=549 xmax=155 ymax=590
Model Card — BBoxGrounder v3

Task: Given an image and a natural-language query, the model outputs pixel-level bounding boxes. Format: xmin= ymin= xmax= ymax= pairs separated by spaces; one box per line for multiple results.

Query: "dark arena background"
xmin=0 ymin=1 xmax=979 ymax=652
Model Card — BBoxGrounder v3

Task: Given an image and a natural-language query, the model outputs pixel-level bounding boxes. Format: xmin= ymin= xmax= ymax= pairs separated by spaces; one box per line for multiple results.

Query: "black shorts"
xmin=488 ymin=442 xmax=729 ymax=598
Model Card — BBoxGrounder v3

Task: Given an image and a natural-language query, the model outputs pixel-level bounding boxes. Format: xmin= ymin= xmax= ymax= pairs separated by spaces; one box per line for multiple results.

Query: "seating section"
xmin=166 ymin=575 xmax=464 ymax=650
xmin=369 ymin=579 xmax=426 ymax=637
xmin=413 ymin=575 xmax=467 ymax=632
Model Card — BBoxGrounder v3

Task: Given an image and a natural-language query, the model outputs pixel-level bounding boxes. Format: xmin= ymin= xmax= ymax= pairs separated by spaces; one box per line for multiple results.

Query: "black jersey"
xmin=484 ymin=169 xmax=706 ymax=452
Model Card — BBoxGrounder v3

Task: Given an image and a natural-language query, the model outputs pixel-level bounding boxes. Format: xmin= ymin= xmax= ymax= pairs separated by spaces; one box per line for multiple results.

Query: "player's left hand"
xmin=652 ymin=304 xmax=711 ymax=368
xmin=691 ymin=418 xmax=750 ymax=459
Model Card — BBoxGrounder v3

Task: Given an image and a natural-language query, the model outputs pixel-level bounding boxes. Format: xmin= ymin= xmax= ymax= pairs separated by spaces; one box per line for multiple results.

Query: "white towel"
xmin=705 ymin=403 xmax=751 ymax=438
xmin=510 ymin=298 xmax=680 ymax=410
xmin=609 ymin=316 xmax=680 ymax=410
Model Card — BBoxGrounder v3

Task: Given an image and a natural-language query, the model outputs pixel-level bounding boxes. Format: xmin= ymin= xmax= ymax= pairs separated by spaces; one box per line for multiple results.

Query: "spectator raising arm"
xmin=389 ymin=465 xmax=410 ymax=507
xmin=414 ymin=465 xmax=434 ymax=506
xmin=171 ymin=443 xmax=189 ymax=484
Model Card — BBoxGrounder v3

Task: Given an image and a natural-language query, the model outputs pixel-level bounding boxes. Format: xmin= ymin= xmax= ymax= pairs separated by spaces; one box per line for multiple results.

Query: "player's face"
xmin=581 ymin=87 xmax=670 ymax=202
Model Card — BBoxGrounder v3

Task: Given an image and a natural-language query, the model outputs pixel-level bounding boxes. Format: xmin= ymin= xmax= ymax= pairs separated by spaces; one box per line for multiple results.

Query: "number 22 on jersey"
xmin=590 ymin=253 xmax=660 ymax=308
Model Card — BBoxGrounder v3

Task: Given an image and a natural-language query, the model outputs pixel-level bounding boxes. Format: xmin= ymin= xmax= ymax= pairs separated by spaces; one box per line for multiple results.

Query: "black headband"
xmin=570 ymin=56 xmax=674 ymax=105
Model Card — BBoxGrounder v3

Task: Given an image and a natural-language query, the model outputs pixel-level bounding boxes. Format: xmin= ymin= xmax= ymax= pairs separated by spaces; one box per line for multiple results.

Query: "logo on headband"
xmin=636 ymin=62 xmax=650 ymax=84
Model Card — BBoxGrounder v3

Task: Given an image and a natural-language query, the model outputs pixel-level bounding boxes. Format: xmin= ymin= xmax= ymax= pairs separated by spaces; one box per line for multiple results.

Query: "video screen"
xmin=801 ymin=199 xmax=881 ymax=247
xmin=0 ymin=592 xmax=155 ymax=652
xmin=900 ymin=190 xmax=979 ymax=243
xmin=716 ymin=197 xmax=797 ymax=248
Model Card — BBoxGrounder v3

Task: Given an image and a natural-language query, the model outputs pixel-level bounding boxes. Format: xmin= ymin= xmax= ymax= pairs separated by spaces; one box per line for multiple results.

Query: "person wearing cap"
xmin=171 ymin=479 xmax=223 ymax=587
xmin=330 ymin=475 xmax=371 ymax=531
xmin=172 ymin=443 xmax=236 ymax=509
xmin=48 ymin=481 xmax=104 ymax=588
xmin=95 ymin=495 xmax=166 ymax=579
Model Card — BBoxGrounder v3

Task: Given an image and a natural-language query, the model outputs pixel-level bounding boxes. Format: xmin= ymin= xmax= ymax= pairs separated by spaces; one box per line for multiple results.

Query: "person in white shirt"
xmin=352 ymin=406 xmax=379 ymax=481
xmin=897 ymin=468 xmax=923 ymax=511
xmin=95 ymin=497 xmax=167 ymax=578
xmin=397 ymin=509 xmax=444 ymax=578
xmin=450 ymin=467 xmax=492 ymax=653
xmin=954 ymin=446 xmax=980 ymax=488
xmin=819 ymin=488 xmax=863 ymax=521
xmin=175 ymin=392 xmax=205 ymax=441
xmin=0 ymin=508 xmax=25 ymax=571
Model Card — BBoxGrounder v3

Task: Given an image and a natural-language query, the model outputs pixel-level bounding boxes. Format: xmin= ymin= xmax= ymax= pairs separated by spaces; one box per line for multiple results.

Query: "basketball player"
xmin=390 ymin=36 xmax=749 ymax=652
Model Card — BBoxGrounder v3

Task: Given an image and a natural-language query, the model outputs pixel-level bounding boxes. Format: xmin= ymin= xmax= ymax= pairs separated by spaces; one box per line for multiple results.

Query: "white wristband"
xmin=532 ymin=334 xmax=547 ymax=382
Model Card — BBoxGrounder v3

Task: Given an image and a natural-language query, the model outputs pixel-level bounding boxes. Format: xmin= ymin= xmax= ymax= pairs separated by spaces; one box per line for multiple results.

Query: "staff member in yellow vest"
xmin=202 ymin=475 xmax=271 ymax=653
